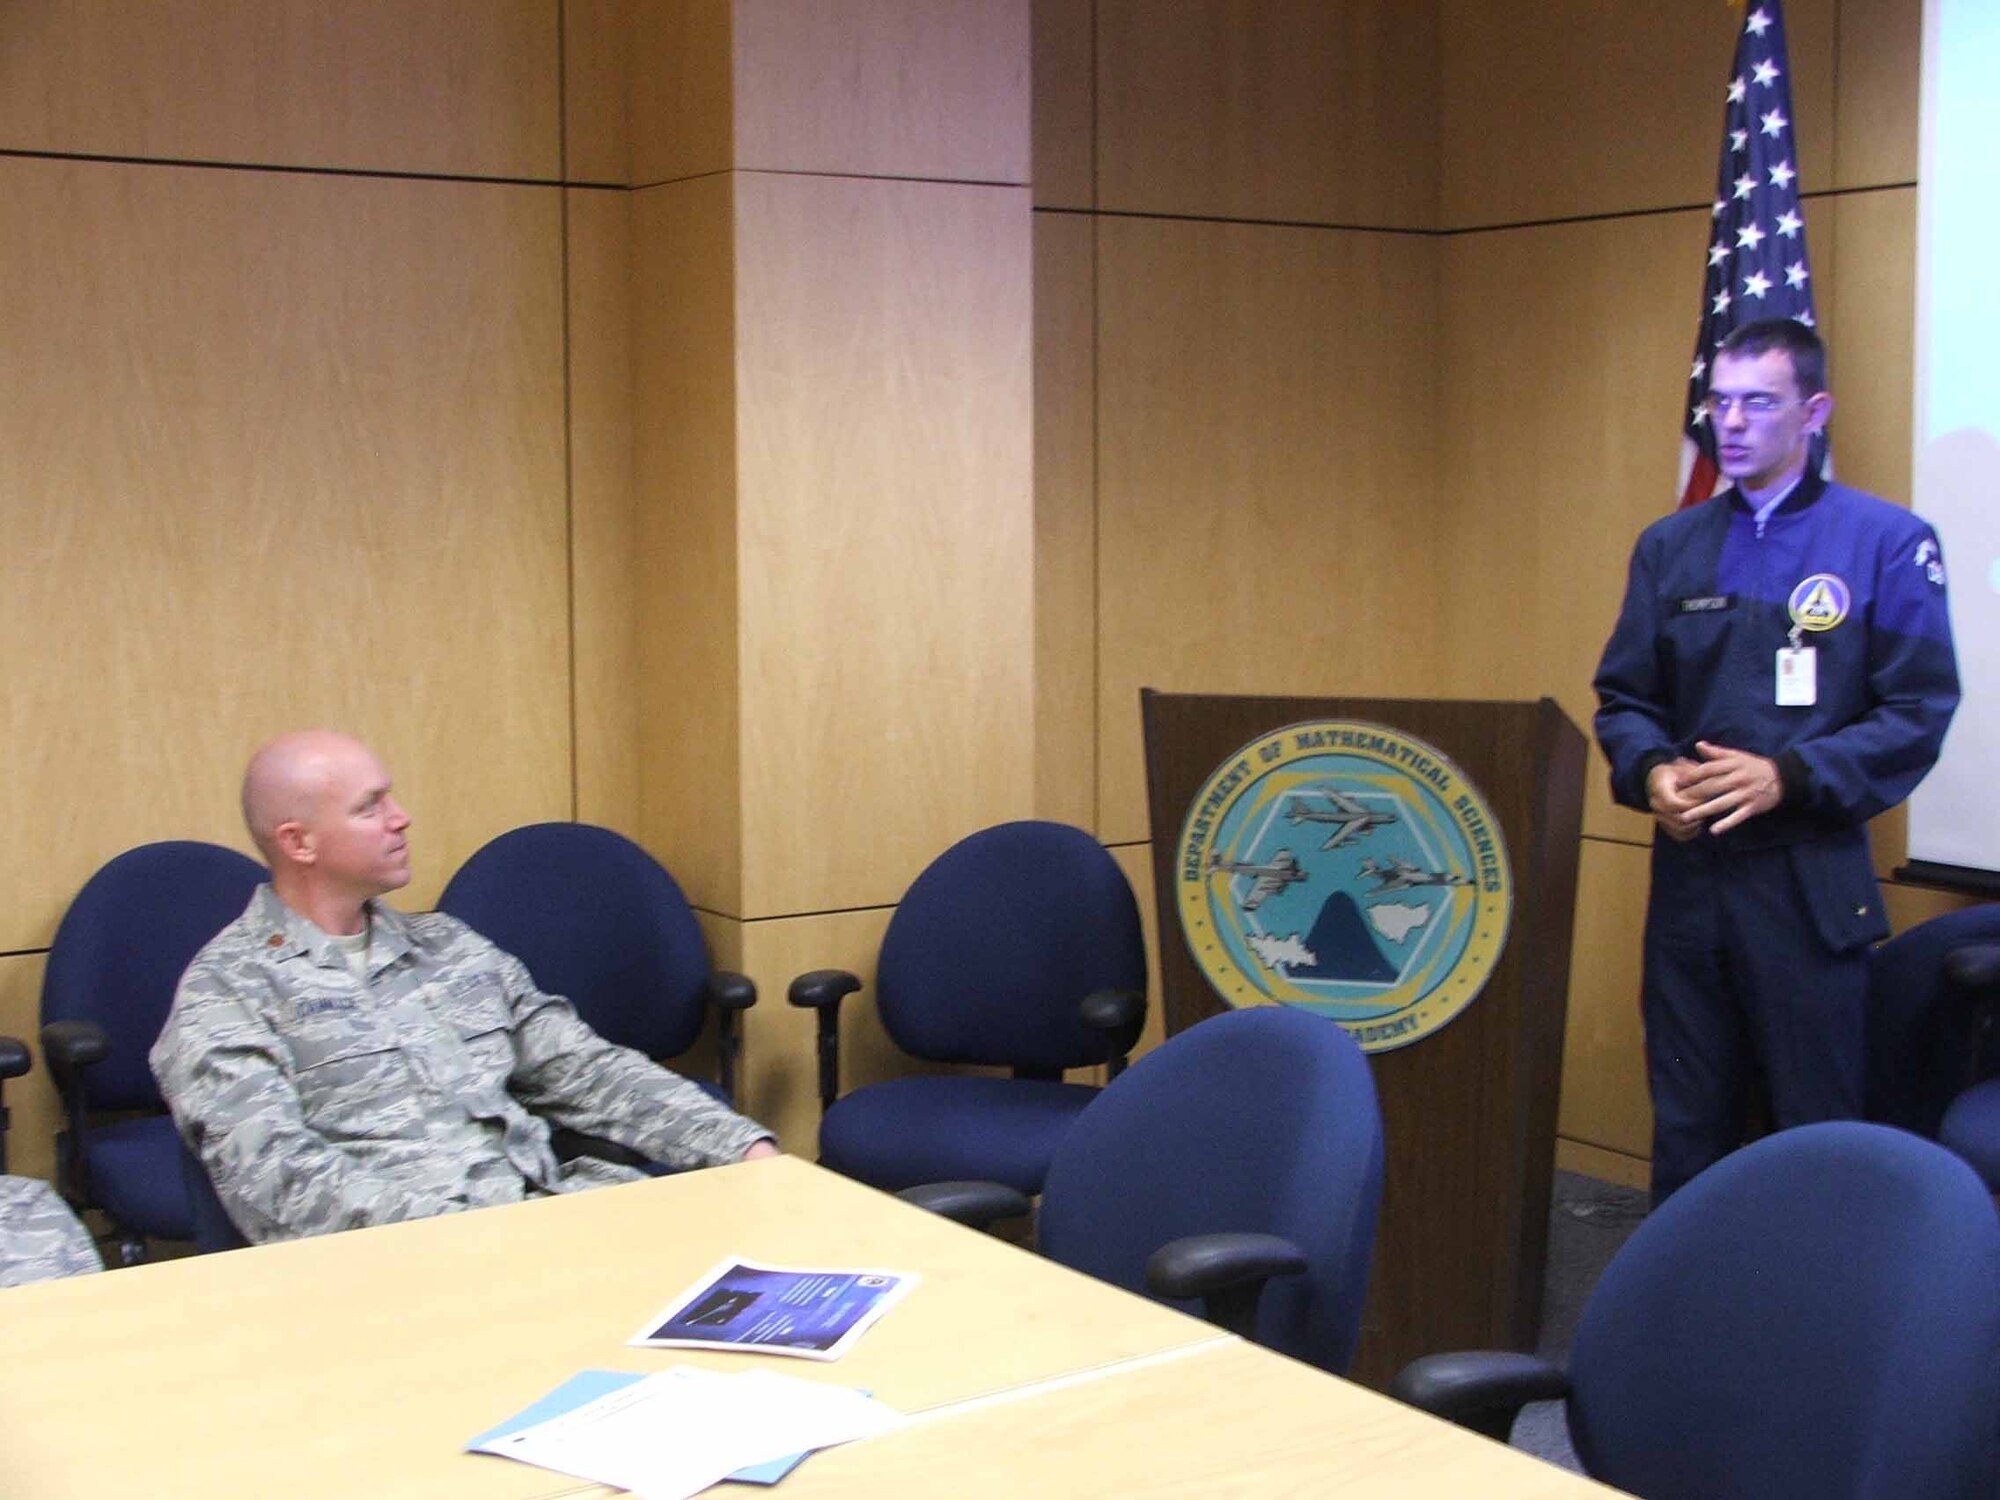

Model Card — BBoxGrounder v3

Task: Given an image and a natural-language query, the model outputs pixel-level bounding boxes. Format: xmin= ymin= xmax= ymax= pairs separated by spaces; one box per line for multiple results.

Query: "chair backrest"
xmin=40 ymin=841 xmax=266 ymax=1111
xmin=1036 ymin=1005 xmax=1385 ymax=1374
xmin=1865 ymin=905 xmax=2000 ymax=1135
xmin=1568 ymin=1120 xmax=2000 ymax=1500
xmin=437 ymin=822 xmax=711 ymax=1061
xmin=876 ymin=821 xmax=1147 ymax=1073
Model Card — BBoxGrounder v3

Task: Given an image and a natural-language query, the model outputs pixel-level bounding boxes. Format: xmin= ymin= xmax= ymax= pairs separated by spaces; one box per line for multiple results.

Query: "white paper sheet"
xmin=471 ymin=1366 xmax=901 ymax=1500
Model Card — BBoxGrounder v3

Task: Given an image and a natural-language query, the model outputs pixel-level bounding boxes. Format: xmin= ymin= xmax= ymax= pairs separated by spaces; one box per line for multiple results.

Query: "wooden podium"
xmin=1141 ymin=691 xmax=1587 ymax=1387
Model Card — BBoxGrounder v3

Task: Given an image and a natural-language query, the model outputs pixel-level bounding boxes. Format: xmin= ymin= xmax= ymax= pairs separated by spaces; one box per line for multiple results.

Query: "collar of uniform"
xmin=362 ymin=899 xmax=417 ymax=974
xmin=1727 ymin=465 xmax=1827 ymax=519
xmin=245 ymin=884 xmax=328 ymax=967
xmin=247 ymin=884 xmax=416 ymax=974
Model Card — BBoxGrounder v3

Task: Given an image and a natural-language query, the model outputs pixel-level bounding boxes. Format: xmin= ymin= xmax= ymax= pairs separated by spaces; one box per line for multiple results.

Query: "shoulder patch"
xmin=1914 ymin=537 xmax=1946 ymax=589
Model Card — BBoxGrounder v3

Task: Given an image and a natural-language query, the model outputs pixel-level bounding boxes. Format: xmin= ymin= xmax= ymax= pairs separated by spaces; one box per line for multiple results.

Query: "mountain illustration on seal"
xmin=1288 ymin=891 xmax=1398 ymax=983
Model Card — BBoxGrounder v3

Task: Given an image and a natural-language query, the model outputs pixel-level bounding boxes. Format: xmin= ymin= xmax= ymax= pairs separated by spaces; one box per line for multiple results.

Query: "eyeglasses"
xmin=1701 ymin=392 xmax=1807 ymax=421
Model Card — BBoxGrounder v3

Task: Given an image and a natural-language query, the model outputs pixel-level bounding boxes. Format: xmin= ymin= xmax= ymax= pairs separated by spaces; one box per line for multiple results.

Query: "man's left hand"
xmin=1681 ymin=740 xmax=1785 ymax=834
xmin=739 ymin=1139 xmax=781 ymax=1161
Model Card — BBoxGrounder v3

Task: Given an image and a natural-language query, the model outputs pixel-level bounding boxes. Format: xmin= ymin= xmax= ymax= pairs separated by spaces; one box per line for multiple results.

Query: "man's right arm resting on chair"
xmin=149 ymin=729 xmax=776 ymax=1246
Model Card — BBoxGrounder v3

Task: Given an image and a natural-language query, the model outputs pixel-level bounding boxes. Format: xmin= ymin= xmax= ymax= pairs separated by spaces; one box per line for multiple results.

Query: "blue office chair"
xmin=906 ymin=1005 xmax=1385 ymax=1374
xmin=437 ymin=823 xmax=754 ymax=1164
xmin=39 ymin=840 xmax=266 ymax=1263
xmin=1864 ymin=904 xmax=2000 ymax=1143
xmin=788 ymin=820 xmax=1147 ymax=1195
xmin=1392 ymin=1121 xmax=2000 ymax=1500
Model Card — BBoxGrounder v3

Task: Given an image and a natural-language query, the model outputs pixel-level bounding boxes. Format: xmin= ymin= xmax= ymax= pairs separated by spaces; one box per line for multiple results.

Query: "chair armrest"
xmin=1388 ymin=1351 xmax=1572 ymax=1442
xmin=0 ymin=1035 xmax=25 ymax=1172
xmin=1078 ymin=988 xmax=1147 ymax=1078
xmin=40 ymin=1019 xmax=111 ymax=1082
xmin=787 ymin=969 xmax=861 ymax=1010
xmin=1144 ymin=1231 xmax=1308 ymax=1339
xmin=705 ymin=971 xmax=758 ymax=1013
xmin=897 ymin=1180 xmax=1033 ymax=1230
xmin=787 ymin=969 xmax=862 ymax=1113
xmin=39 ymin=1020 xmax=111 ymax=1203
xmin=550 ymin=1127 xmax=653 ymax=1170
xmin=1947 ymin=944 xmax=2000 ymax=1082
xmin=1946 ymin=944 xmax=2000 ymax=1003
xmin=703 ymin=970 xmax=758 ymax=1100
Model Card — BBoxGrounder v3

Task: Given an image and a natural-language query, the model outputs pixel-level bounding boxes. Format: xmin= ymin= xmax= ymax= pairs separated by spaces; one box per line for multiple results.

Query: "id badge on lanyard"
xmin=1776 ymin=638 xmax=1816 ymax=706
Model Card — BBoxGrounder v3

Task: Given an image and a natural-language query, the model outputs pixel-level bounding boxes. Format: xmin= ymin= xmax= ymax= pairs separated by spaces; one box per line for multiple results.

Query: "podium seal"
xmin=1173 ymin=719 xmax=1512 ymax=1053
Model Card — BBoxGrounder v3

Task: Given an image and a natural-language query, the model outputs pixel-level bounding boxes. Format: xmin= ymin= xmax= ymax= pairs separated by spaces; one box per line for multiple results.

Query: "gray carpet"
xmin=1509 ymin=1169 xmax=1651 ymax=1469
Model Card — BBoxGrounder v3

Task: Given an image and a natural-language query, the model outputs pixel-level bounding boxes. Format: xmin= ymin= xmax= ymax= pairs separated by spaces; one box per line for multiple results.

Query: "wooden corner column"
xmin=1141 ymin=690 xmax=1587 ymax=1387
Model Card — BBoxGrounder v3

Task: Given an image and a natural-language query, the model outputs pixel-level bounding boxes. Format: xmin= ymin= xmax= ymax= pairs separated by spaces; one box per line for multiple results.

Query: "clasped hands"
xmin=1646 ymin=742 xmax=1784 ymax=842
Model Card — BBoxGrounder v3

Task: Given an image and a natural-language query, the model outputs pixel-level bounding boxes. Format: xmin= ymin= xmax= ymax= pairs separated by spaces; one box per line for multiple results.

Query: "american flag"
xmin=1677 ymin=0 xmax=1824 ymax=509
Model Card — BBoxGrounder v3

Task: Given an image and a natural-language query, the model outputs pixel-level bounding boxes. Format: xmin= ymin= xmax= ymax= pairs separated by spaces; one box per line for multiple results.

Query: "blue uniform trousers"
xmin=1642 ymin=835 xmax=1868 ymax=1205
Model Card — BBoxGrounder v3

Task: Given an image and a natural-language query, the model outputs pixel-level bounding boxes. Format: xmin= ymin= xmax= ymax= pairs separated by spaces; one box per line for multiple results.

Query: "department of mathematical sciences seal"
xmin=1174 ymin=720 xmax=1513 ymax=1054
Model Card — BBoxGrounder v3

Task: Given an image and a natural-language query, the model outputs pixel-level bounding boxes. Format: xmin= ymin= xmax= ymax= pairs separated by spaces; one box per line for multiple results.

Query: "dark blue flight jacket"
xmin=1594 ymin=471 xmax=1959 ymax=954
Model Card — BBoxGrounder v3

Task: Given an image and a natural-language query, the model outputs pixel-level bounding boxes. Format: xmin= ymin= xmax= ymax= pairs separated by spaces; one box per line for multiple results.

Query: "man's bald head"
xmin=241 ymin=731 xmax=412 ymax=931
xmin=241 ymin=731 xmax=372 ymax=862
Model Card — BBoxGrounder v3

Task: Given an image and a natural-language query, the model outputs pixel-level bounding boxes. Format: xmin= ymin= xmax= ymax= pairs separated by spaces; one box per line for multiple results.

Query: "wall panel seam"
xmin=628 ymin=169 xmax=1028 ymax=194
xmin=712 ymin=906 xmax=895 ymax=925
xmin=1557 ymin=1134 xmax=1648 ymax=1159
xmin=1034 ymin=181 xmax=1916 ymax=240
xmin=0 ymin=146 xmax=623 ymax=191
xmin=1088 ymin=213 xmax=1102 ymax=834
xmin=729 ymin=167 xmax=1028 ymax=189
xmin=559 ymin=0 xmax=579 ymax=822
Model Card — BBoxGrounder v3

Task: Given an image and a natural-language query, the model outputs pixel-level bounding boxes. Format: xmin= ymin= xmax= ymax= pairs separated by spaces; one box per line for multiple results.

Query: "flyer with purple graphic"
xmin=630 ymin=1258 xmax=917 ymax=1361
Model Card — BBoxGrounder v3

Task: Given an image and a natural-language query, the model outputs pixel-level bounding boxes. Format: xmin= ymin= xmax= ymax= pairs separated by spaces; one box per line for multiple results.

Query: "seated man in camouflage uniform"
xmin=152 ymin=731 xmax=776 ymax=1244
xmin=0 ymin=1176 xmax=102 ymax=1287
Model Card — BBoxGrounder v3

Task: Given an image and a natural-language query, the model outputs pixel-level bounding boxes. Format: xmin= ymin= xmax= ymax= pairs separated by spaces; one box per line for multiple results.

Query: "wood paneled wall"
xmin=1094 ymin=217 xmax=1444 ymax=843
xmin=567 ymin=185 xmax=642 ymax=836
xmin=0 ymin=1 xmax=558 ymax=177
xmin=1095 ymin=0 xmax=1439 ymax=227
xmin=0 ymin=4 xmax=585 ymax=1182
xmin=632 ymin=173 xmax=745 ymax=913
xmin=1036 ymin=0 xmax=1961 ymax=1185
xmin=732 ymin=173 xmax=1035 ymax=916
xmin=1033 ymin=212 xmax=1100 ymax=829
xmin=732 ymin=1 xmax=1031 ymax=182
xmin=625 ymin=3 xmax=1035 ymax=1153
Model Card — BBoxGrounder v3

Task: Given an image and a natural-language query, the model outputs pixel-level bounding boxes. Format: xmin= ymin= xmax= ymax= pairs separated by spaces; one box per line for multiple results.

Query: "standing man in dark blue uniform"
xmin=1594 ymin=318 xmax=1958 ymax=1205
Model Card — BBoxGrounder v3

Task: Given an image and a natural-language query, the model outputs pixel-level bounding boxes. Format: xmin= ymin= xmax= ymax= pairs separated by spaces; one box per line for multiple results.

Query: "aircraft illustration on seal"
xmin=1208 ymin=848 xmax=1309 ymax=912
xmin=1355 ymin=855 xmax=1473 ymax=894
xmin=1285 ymin=788 xmax=1398 ymax=850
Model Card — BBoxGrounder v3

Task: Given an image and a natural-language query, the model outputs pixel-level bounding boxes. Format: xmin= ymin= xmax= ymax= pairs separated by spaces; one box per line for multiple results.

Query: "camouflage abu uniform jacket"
xmin=0 ymin=1176 xmax=102 ymax=1287
xmin=151 ymin=885 xmax=770 ymax=1243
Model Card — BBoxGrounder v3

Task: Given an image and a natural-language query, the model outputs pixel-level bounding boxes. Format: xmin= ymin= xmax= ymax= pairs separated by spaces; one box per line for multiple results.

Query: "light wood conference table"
xmin=0 ymin=1155 xmax=1621 ymax=1498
